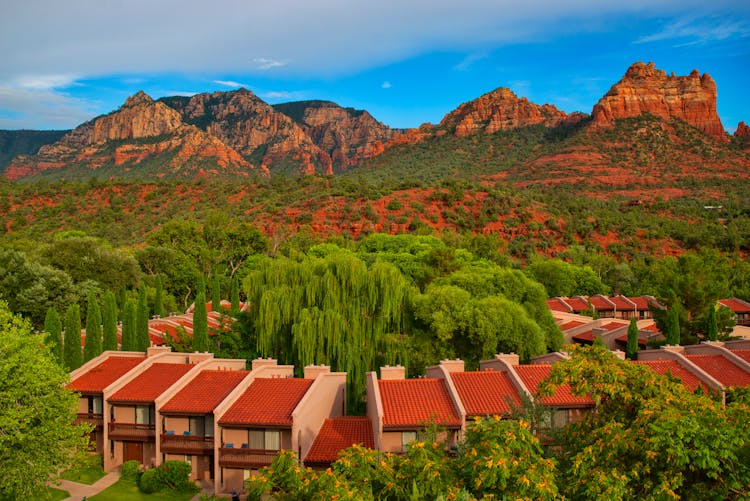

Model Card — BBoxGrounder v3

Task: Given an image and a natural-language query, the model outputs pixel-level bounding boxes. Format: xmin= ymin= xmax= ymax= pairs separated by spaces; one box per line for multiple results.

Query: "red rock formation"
xmin=735 ymin=121 xmax=750 ymax=137
xmin=439 ymin=87 xmax=574 ymax=137
xmin=592 ymin=62 xmax=726 ymax=140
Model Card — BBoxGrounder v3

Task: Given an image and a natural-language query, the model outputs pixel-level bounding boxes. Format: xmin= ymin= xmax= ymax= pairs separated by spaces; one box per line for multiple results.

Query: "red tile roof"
xmin=572 ymin=329 xmax=594 ymax=343
xmin=560 ymin=320 xmax=586 ymax=331
xmin=630 ymin=296 xmax=653 ymax=310
xmin=609 ymin=296 xmax=635 ymax=310
xmin=161 ymin=370 xmax=250 ymax=414
xmin=450 ymin=371 xmax=522 ymax=417
xmin=730 ymin=350 xmax=750 ymax=364
xmin=686 ymin=354 xmax=750 ymax=387
xmin=547 ymin=298 xmax=571 ymax=312
xmin=601 ymin=322 xmax=626 ymax=331
xmin=615 ymin=334 xmax=647 ymax=347
xmin=219 ymin=378 xmax=313 ymax=427
xmin=379 ymin=379 xmax=461 ymax=429
xmin=634 ymin=360 xmax=708 ymax=393
xmin=69 ymin=355 xmax=146 ymax=394
xmin=719 ymin=298 xmax=750 ymax=314
xmin=565 ymin=297 xmax=590 ymax=312
xmin=305 ymin=417 xmax=374 ymax=465
xmin=643 ymin=322 xmax=660 ymax=332
xmin=589 ymin=296 xmax=614 ymax=310
xmin=109 ymin=363 xmax=194 ymax=403
xmin=514 ymin=364 xmax=594 ymax=407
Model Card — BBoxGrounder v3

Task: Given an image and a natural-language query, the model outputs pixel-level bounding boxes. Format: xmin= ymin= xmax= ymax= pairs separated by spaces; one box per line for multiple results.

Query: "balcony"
xmin=218 ymin=446 xmax=281 ymax=469
xmin=161 ymin=434 xmax=214 ymax=455
xmin=108 ymin=422 xmax=155 ymax=442
xmin=75 ymin=413 xmax=103 ymax=430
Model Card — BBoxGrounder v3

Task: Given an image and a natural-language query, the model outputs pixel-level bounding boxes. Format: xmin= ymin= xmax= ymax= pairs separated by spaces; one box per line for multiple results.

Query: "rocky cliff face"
xmin=273 ymin=101 xmax=399 ymax=172
xmin=162 ymin=90 xmax=332 ymax=175
xmin=591 ymin=62 xmax=725 ymax=139
xmin=735 ymin=121 xmax=750 ymax=137
xmin=439 ymin=87 xmax=577 ymax=137
xmin=4 ymin=92 xmax=253 ymax=180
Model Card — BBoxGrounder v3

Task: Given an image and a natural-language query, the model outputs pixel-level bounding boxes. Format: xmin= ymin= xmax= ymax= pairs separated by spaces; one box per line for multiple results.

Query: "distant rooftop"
xmin=69 ymin=355 xmax=145 ymax=394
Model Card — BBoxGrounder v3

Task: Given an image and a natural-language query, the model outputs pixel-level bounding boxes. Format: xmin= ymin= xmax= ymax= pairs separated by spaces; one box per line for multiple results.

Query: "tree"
xmin=63 ymin=304 xmax=82 ymax=370
xmin=102 ymin=290 xmax=119 ymax=351
xmin=706 ymin=303 xmax=719 ymax=342
xmin=44 ymin=307 xmax=63 ymax=364
xmin=211 ymin=273 xmax=221 ymax=311
xmin=192 ymin=290 xmax=209 ymax=353
xmin=230 ymin=274 xmax=240 ymax=316
xmin=626 ymin=317 xmax=639 ymax=360
xmin=121 ymin=299 xmax=137 ymax=351
xmin=666 ymin=307 xmax=681 ymax=345
xmin=83 ymin=291 xmax=102 ymax=362
xmin=136 ymin=285 xmax=150 ymax=351
xmin=0 ymin=301 xmax=91 ymax=499
xmin=154 ymin=275 xmax=165 ymax=318
xmin=545 ymin=344 xmax=750 ymax=500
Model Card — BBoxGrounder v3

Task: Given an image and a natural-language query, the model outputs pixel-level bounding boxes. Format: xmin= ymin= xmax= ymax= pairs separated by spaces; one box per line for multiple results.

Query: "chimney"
xmin=380 ymin=365 xmax=406 ymax=380
xmin=146 ymin=346 xmax=172 ymax=357
xmin=493 ymin=353 xmax=520 ymax=366
xmin=304 ymin=365 xmax=331 ymax=379
xmin=439 ymin=359 xmax=465 ymax=373
xmin=251 ymin=358 xmax=278 ymax=370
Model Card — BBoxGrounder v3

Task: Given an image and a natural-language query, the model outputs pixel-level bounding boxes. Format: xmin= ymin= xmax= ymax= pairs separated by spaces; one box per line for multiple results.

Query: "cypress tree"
xmin=706 ymin=303 xmax=719 ymax=342
xmin=154 ymin=275 xmax=165 ymax=318
xmin=83 ymin=291 xmax=102 ymax=362
xmin=626 ymin=317 xmax=639 ymax=360
xmin=192 ymin=290 xmax=209 ymax=352
xmin=102 ymin=291 xmax=119 ymax=351
xmin=63 ymin=304 xmax=82 ymax=371
xmin=230 ymin=274 xmax=240 ymax=316
xmin=121 ymin=299 xmax=137 ymax=351
xmin=197 ymin=274 xmax=206 ymax=300
xmin=136 ymin=285 xmax=150 ymax=351
xmin=666 ymin=307 xmax=681 ymax=345
xmin=211 ymin=273 xmax=221 ymax=312
xmin=117 ymin=287 xmax=127 ymax=321
xmin=44 ymin=307 xmax=63 ymax=364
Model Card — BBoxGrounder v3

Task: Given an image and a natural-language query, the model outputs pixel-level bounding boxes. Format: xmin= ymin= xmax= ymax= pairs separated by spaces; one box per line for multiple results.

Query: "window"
xmin=135 ymin=405 xmax=154 ymax=425
xmin=247 ymin=429 xmax=281 ymax=450
xmin=88 ymin=396 xmax=103 ymax=414
xmin=204 ymin=415 xmax=214 ymax=437
xmin=189 ymin=416 xmax=204 ymax=436
xmin=401 ymin=431 xmax=417 ymax=448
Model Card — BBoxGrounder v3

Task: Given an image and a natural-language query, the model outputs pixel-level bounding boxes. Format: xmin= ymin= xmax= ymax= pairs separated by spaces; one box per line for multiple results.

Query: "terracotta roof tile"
xmin=450 ymin=371 xmax=522 ymax=417
xmin=305 ymin=417 xmax=374 ymax=465
xmin=615 ymin=334 xmax=647 ymax=347
xmin=609 ymin=296 xmax=635 ymax=310
xmin=634 ymin=360 xmax=708 ymax=392
xmin=514 ymin=364 xmax=593 ymax=407
xmin=601 ymin=322 xmax=626 ymax=331
xmin=379 ymin=379 xmax=461 ymax=429
xmin=69 ymin=355 xmax=145 ymax=393
xmin=109 ymin=363 xmax=194 ymax=403
xmin=560 ymin=320 xmax=586 ymax=331
xmin=719 ymin=298 xmax=750 ymax=314
xmin=219 ymin=378 xmax=313 ymax=427
xmin=565 ymin=297 xmax=590 ymax=312
xmin=161 ymin=370 xmax=250 ymax=414
xmin=572 ymin=329 xmax=594 ymax=342
xmin=589 ymin=296 xmax=614 ymax=310
xmin=685 ymin=354 xmax=750 ymax=387
xmin=547 ymin=298 xmax=571 ymax=312
xmin=730 ymin=350 xmax=750 ymax=364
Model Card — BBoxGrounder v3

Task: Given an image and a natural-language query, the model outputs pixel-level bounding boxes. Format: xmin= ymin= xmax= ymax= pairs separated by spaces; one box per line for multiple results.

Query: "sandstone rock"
xmin=735 ymin=121 xmax=750 ymax=137
xmin=591 ymin=62 xmax=726 ymax=140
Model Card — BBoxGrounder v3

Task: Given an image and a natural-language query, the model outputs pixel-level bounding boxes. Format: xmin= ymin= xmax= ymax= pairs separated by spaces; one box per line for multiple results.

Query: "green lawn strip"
xmin=46 ymin=486 xmax=71 ymax=500
xmin=61 ymin=464 xmax=107 ymax=485
xmin=87 ymin=479 xmax=198 ymax=501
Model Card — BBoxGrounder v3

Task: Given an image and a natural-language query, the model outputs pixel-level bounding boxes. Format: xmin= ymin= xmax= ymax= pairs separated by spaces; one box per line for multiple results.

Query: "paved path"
xmin=53 ymin=472 xmax=120 ymax=501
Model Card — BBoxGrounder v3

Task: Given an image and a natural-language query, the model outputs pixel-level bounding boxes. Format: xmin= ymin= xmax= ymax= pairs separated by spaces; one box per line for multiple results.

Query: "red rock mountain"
xmin=273 ymin=101 xmax=400 ymax=172
xmin=735 ymin=121 xmax=750 ymax=137
xmin=4 ymin=92 xmax=253 ymax=180
xmin=439 ymin=87 xmax=582 ymax=137
xmin=592 ymin=62 xmax=725 ymax=139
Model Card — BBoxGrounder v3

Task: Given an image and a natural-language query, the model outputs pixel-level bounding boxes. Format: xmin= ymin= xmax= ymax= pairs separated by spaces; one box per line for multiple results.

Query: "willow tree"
xmin=63 ymin=304 xmax=82 ymax=371
xmin=44 ymin=307 xmax=63 ymax=364
xmin=102 ymin=291 xmax=119 ymax=351
xmin=83 ymin=292 xmax=102 ymax=362
xmin=244 ymin=252 xmax=412 ymax=409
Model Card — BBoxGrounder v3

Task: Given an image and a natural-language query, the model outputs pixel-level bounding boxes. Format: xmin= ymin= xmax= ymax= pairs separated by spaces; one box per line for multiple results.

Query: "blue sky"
xmin=1 ymin=1 xmax=748 ymax=132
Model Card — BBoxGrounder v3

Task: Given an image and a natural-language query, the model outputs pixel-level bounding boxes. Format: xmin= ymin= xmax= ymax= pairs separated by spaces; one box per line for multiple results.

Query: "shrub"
xmin=136 ymin=460 xmax=196 ymax=494
xmin=121 ymin=460 xmax=140 ymax=481
xmin=138 ymin=468 xmax=161 ymax=494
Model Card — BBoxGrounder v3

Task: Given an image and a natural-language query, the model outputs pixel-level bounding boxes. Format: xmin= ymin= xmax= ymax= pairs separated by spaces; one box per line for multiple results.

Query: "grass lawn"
xmin=87 ymin=479 xmax=198 ymax=501
xmin=46 ymin=486 xmax=71 ymax=500
xmin=61 ymin=464 xmax=107 ymax=485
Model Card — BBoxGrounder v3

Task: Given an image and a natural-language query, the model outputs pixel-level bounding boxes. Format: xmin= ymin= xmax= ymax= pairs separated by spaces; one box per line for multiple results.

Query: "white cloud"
xmin=635 ymin=16 xmax=750 ymax=45
xmin=253 ymin=58 xmax=288 ymax=71
xmin=454 ymin=53 xmax=487 ymax=71
xmin=0 ymin=84 xmax=98 ymax=129
xmin=381 ymin=81 xmax=392 ymax=89
xmin=213 ymin=80 xmax=249 ymax=88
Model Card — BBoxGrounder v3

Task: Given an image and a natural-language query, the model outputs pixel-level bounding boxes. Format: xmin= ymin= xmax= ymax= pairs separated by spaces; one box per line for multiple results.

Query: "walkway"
xmin=53 ymin=472 xmax=120 ymax=501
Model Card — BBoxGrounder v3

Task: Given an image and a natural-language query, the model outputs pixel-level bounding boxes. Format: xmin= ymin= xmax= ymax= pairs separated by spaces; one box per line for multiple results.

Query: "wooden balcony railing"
xmin=218 ymin=447 xmax=281 ymax=469
xmin=75 ymin=413 xmax=103 ymax=430
xmin=161 ymin=434 xmax=214 ymax=455
xmin=108 ymin=422 xmax=155 ymax=442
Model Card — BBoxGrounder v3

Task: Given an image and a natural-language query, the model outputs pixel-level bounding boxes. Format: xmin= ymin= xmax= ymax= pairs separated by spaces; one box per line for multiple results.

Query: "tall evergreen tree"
xmin=626 ymin=317 xmax=639 ymax=360
xmin=192 ymin=290 xmax=209 ymax=352
xmin=117 ymin=287 xmax=127 ymax=322
xmin=136 ymin=285 xmax=150 ymax=351
xmin=705 ymin=303 xmax=719 ymax=342
xmin=154 ymin=275 xmax=165 ymax=318
xmin=666 ymin=307 xmax=681 ymax=345
xmin=230 ymin=274 xmax=240 ymax=316
xmin=121 ymin=299 xmax=137 ymax=351
xmin=197 ymin=274 xmax=206 ymax=299
xmin=211 ymin=273 xmax=221 ymax=311
xmin=44 ymin=307 xmax=63 ymax=364
xmin=102 ymin=291 xmax=119 ymax=351
xmin=83 ymin=291 xmax=102 ymax=362
xmin=63 ymin=304 xmax=82 ymax=371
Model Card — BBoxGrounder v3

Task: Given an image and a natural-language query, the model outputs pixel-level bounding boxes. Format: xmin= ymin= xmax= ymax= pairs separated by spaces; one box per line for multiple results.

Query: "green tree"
xmin=136 ymin=286 xmax=150 ymax=351
xmin=44 ymin=307 xmax=63 ymax=364
xmin=230 ymin=274 xmax=240 ymax=316
xmin=154 ymin=275 xmax=165 ymax=318
xmin=211 ymin=272 xmax=221 ymax=311
xmin=666 ymin=307 xmax=681 ymax=345
xmin=121 ymin=299 xmax=137 ymax=351
xmin=706 ymin=303 xmax=719 ymax=342
xmin=83 ymin=291 xmax=102 ymax=362
xmin=626 ymin=317 xmax=639 ymax=360
xmin=192 ymin=290 xmax=209 ymax=352
xmin=0 ymin=301 xmax=91 ymax=499
xmin=63 ymin=304 xmax=82 ymax=370
xmin=102 ymin=291 xmax=119 ymax=351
